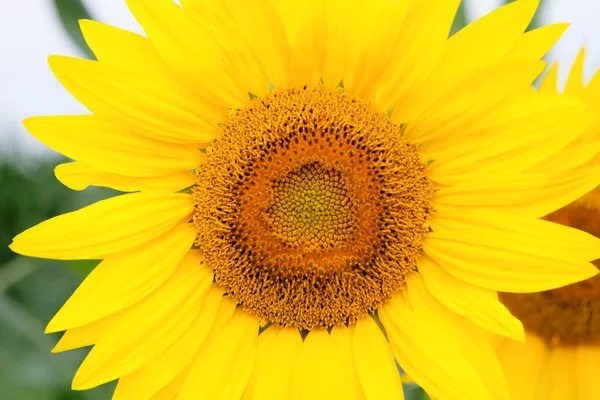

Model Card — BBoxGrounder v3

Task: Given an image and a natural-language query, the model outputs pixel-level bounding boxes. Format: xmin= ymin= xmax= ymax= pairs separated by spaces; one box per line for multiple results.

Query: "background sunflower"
xmin=1 ymin=1 xmax=599 ymax=399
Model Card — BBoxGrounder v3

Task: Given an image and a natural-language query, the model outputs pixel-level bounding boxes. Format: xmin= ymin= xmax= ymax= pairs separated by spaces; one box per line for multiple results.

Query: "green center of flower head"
xmin=500 ymin=191 xmax=600 ymax=346
xmin=193 ymin=86 xmax=433 ymax=330
xmin=265 ymin=159 xmax=357 ymax=253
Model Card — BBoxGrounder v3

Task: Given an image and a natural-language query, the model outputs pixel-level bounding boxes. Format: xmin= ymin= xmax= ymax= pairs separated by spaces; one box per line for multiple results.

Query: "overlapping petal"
xmin=46 ymin=225 xmax=197 ymax=333
xmin=72 ymin=251 xmax=213 ymax=389
xmin=54 ymin=162 xmax=196 ymax=193
xmin=10 ymin=192 xmax=193 ymax=260
xmin=426 ymin=209 xmax=600 ymax=292
xmin=380 ymin=275 xmax=510 ymax=400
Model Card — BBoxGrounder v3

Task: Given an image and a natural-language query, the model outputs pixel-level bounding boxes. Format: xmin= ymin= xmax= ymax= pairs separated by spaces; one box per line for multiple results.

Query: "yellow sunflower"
xmin=495 ymin=50 xmax=600 ymax=400
xmin=9 ymin=0 xmax=600 ymax=399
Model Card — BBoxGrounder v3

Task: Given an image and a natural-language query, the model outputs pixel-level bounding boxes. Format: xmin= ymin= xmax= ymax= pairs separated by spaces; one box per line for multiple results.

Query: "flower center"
xmin=499 ymin=188 xmax=600 ymax=346
xmin=193 ymin=87 xmax=432 ymax=330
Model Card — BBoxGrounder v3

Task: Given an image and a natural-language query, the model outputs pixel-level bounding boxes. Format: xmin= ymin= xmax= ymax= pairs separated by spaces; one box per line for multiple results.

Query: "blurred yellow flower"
xmin=497 ymin=50 xmax=600 ymax=400
xmin=8 ymin=0 xmax=600 ymax=399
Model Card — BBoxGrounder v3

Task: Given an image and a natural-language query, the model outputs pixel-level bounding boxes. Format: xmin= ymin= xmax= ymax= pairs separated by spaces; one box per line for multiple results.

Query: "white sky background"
xmin=1 ymin=0 xmax=600 ymax=157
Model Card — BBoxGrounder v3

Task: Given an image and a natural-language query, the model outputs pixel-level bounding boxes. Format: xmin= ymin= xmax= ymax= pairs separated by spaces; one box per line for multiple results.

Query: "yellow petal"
xmin=583 ymin=64 xmax=600 ymax=108
xmin=538 ymin=63 xmax=559 ymax=93
xmin=72 ymin=251 xmax=213 ymax=389
xmin=353 ymin=317 xmax=405 ymax=400
xmin=576 ymin=344 xmax=600 ymax=399
xmin=528 ymin=142 xmax=600 ymax=175
xmin=373 ymin=0 xmax=460 ymax=112
xmin=285 ymin=0 xmax=328 ymax=86
xmin=80 ymin=19 xmax=164 ymax=73
xmin=438 ymin=0 xmax=539 ymax=85
xmin=537 ymin=346 xmax=575 ymax=400
xmin=48 ymin=55 xmax=219 ymax=144
xmin=292 ymin=329 xmax=358 ymax=400
xmin=380 ymin=274 xmax=510 ymax=400
xmin=125 ymin=0 xmax=249 ymax=108
xmin=149 ymin=366 xmax=191 ymax=400
xmin=248 ymin=326 xmax=303 ymax=400
xmin=324 ymin=0 xmax=410 ymax=101
xmin=504 ymin=23 xmax=568 ymax=62
xmin=55 ymin=162 xmax=195 ymax=193
xmin=177 ymin=308 xmax=258 ymax=399
xmin=434 ymin=165 xmax=600 ymax=218
xmin=46 ymin=227 xmax=197 ymax=333
xmin=565 ymin=48 xmax=586 ymax=96
xmin=10 ymin=192 xmax=193 ymax=260
xmin=113 ymin=285 xmax=224 ymax=400
xmin=52 ymin=313 xmax=121 ymax=353
xmin=329 ymin=326 xmax=366 ymax=400
xmin=494 ymin=334 xmax=549 ymax=400
xmin=428 ymin=93 xmax=593 ymax=185
xmin=24 ymin=115 xmax=202 ymax=177
xmin=425 ymin=209 xmax=600 ymax=292
xmin=404 ymin=60 xmax=545 ymax=149
xmin=185 ymin=0 xmax=291 ymax=93
xmin=419 ymin=255 xmax=524 ymax=341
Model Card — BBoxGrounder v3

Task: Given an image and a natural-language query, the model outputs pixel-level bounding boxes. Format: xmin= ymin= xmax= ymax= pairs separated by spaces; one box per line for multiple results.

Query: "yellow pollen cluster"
xmin=193 ymin=86 xmax=432 ymax=330
xmin=500 ymin=188 xmax=600 ymax=346
xmin=265 ymin=159 xmax=356 ymax=253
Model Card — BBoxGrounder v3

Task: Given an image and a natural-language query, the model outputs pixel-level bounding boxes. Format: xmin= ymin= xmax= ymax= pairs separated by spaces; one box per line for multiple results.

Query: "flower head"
xmin=9 ymin=1 xmax=600 ymax=399
xmin=496 ymin=50 xmax=600 ymax=400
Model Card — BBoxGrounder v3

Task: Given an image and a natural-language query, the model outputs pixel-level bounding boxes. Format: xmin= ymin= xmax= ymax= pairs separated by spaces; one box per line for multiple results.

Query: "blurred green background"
xmin=0 ymin=0 xmax=553 ymax=399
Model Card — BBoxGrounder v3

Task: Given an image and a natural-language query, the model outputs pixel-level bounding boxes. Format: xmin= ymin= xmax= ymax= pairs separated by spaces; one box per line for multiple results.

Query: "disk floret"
xmin=194 ymin=87 xmax=433 ymax=329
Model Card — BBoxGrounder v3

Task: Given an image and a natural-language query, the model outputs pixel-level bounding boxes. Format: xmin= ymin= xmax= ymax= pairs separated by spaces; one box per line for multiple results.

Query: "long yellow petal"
xmin=565 ymin=48 xmax=586 ymax=96
xmin=48 ymin=56 xmax=219 ymax=144
xmin=504 ymin=23 xmax=568 ymax=62
xmin=576 ymin=345 xmax=600 ymax=399
xmin=494 ymin=335 xmax=549 ymax=400
xmin=380 ymin=274 xmax=510 ymax=400
xmin=373 ymin=0 xmax=460 ymax=113
xmin=292 ymin=329 xmax=358 ymax=400
xmin=437 ymin=0 xmax=539 ymax=84
xmin=538 ymin=62 xmax=559 ymax=93
xmin=52 ymin=313 xmax=121 ymax=353
xmin=55 ymin=162 xmax=195 ymax=193
xmin=113 ymin=285 xmax=224 ymax=400
xmin=184 ymin=0 xmax=291 ymax=93
xmin=353 ymin=317 xmax=405 ymax=400
xmin=419 ymin=255 xmax=523 ymax=341
xmin=24 ymin=115 xmax=202 ymax=177
xmin=528 ymin=142 xmax=600 ymax=175
xmin=248 ymin=326 xmax=303 ymax=400
xmin=177 ymin=308 xmax=258 ymax=399
xmin=149 ymin=366 xmax=191 ymax=400
xmin=72 ymin=252 xmax=213 ymax=390
xmin=536 ymin=347 xmax=575 ymax=400
xmin=404 ymin=60 xmax=545 ymax=149
xmin=434 ymin=165 xmax=600 ymax=218
xmin=323 ymin=0 xmax=409 ymax=101
xmin=428 ymin=94 xmax=593 ymax=185
xmin=425 ymin=209 xmax=600 ymax=292
xmin=10 ymin=192 xmax=193 ymax=260
xmin=285 ymin=0 xmax=328 ymax=87
xmin=329 ymin=326 xmax=366 ymax=400
xmin=80 ymin=19 xmax=164 ymax=73
xmin=46 ymin=228 xmax=197 ymax=333
xmin=125 ymin=0 xmax=250 ymax=108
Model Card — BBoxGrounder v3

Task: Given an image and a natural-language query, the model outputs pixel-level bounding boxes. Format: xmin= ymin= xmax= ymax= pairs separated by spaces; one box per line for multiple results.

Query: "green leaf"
xmin=504 ymin=0 xmax=546 ymax=31
xmin=52 ymin=0 xmax=95 ymax=59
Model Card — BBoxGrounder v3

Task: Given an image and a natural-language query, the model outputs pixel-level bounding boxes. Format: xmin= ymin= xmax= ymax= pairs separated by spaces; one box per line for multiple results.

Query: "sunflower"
xmin=495 ymin=50 xmax=600 ymax=400
xmin=9 ymin=0 xmax=600 ymax=399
